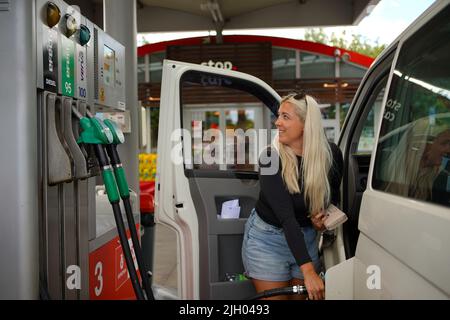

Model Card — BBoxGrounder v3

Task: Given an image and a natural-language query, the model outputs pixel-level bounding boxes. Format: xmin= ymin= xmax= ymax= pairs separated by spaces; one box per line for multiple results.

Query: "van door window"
xmin=341 ymin=73 xmax=389 ymax=258
xmin=180 ymin=71 xmax=278 ymax=174
xmin=373 ymin=5 xmax=450 ymax=207
xmin=357 ymin=87 xmax=385 ymax=154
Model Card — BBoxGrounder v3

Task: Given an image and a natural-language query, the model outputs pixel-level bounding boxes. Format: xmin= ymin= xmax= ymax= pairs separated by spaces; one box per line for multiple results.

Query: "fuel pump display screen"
xmin=104 ymin=45 xmax=115 ymax=87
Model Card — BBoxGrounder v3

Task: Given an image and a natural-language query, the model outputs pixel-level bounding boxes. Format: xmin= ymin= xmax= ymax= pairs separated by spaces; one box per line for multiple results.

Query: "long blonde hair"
xmin=273 ymin=94 xmax=332 ymax=215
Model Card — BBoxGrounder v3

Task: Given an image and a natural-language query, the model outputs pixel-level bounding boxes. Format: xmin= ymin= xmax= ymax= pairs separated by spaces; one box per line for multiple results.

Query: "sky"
xmin=137 ymin=0 xmax=436 ymax=47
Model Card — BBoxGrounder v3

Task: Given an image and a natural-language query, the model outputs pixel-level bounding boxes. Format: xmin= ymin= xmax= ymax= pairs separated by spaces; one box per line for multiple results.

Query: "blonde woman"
xmin=241 ymin=92 xmax=343 ymax=300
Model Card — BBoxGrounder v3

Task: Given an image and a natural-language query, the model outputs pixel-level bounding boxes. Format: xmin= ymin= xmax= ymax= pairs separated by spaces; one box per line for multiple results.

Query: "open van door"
xmin=155 ymin=60 xmax=280 ymax=299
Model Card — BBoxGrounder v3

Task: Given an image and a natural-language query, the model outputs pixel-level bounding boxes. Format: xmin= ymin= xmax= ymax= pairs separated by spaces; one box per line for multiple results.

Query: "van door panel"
xmin=188 ymin=177 xmax=260 ymax=299
xmin=355 ymin=233 xmax=447 ymax=299
xmin=359 ymin=190 xmax=450 ymax=296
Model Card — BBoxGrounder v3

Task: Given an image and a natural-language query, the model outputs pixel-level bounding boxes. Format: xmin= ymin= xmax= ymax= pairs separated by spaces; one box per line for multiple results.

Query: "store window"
xmin=356 ymin=84 xmax=385 ymax=153
xmin=272 ymin=47 xmax=296 ymax=80
xmin=320 ymin=104 xmax=336 ymax=119
xmin=340 ymin=62 xmax=367 ymax=78
xmin=149 ymin=52 xmax=165 ymax=83
xmin=138 ymin=55 xmax=146 ymax=83
xmin=340 ymin=103 xmax=351 ymax=128
xmin=321 ymin=104 xmax=339 ymax=143
xmin=300 ymin=52 xmax=335 ymax=78
xmin=373 ymin=6 xmax=450 ymax=207
xmin=180 ymin=71 xmax=278 ymax=173
xmin=184 ymin=105 xmax=263 ymax=172
xmin=226 ymin=110 xmax=255 ymax=130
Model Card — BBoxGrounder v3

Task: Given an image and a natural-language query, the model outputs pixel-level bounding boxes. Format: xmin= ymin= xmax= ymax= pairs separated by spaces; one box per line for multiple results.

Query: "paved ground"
xmin=152 ymin=223 xmax=178 ymax=293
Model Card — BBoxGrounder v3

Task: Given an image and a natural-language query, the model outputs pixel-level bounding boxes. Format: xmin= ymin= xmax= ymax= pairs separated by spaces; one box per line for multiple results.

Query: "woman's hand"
xmin=301 ymin=263 xmax=325 ymax=300
xmin=311 ymin=210 xmax=327 ymax=232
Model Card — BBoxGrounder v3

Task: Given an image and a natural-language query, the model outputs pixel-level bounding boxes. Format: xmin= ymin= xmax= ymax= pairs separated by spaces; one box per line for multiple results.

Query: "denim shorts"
xmin=241 ymin=208 xmax=322 ymax=282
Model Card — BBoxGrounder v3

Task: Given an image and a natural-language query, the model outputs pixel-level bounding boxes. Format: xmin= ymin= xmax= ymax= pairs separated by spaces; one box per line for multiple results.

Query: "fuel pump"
xmin=75 ymin=111 xmax=145 ymax=300
xmin=103 ymin=119 xmax=155 ymax=300
xmin=29 ymin=0 xmax=141 ymax=299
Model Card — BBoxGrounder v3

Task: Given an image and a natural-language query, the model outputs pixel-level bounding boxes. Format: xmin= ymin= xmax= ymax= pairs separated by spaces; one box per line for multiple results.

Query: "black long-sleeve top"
xmin=255 ymin=142 xmax=343 ymax=267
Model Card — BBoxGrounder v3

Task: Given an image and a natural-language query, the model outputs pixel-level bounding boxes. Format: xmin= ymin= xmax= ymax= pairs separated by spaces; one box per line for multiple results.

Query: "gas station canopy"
xmin=137 ymin=0 xmax=380 ymax=33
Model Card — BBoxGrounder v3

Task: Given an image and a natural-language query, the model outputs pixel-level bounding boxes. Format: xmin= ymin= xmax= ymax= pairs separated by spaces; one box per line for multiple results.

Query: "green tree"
xmin=304 ymin=28 xmax=386 ymax=58
xmin=150 ymin=108 xmax=159 ymax=150
xmin=139 ymin=35 xmax=150 ymax=45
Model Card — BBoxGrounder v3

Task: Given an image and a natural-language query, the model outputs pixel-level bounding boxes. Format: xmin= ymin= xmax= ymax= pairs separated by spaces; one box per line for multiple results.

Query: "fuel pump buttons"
xmin=64 ymin=13 xmax=77 ymax=38
xmin=46 ymin=2 xmax=61 ymax=28
xmin=79 ymin=24 xmax=91 ymax=46
xmin=103 ymin=119 xmax=125 ymax=144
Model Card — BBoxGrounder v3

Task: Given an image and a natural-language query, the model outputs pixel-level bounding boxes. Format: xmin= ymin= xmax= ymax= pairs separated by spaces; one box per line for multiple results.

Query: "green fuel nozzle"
xmin=103 ymin=119 xmax=125 ymax=145
xmin=77 ymin=117 xmax=113 ymax=145
xmin=76 ymin=114 xmax=118 ymax=203
xmin=75 ymin=112 xmax=148 ymax=300
xmin=103 ymin=119 xmax=130 ymax=199
xmin=103 ymin=118 xmax=155 ymax=300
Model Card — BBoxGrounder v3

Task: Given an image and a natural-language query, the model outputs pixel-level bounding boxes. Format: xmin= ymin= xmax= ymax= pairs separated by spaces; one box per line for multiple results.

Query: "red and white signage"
xmin=201 ymin=60 xmax=234 ymax=70
xmin=89 ymin=225 xmax=141 ymax=300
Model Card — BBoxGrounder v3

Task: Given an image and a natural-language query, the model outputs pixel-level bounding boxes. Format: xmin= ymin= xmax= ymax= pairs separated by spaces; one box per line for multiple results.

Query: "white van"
xmin=155 ymin=0 xmax=450 ymax=299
